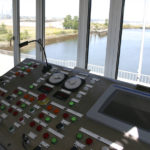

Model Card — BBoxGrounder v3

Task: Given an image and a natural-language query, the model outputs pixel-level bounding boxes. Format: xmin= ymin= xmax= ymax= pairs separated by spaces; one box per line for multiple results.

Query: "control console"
xmin=0 ymin=58 xmax=149 ymax=150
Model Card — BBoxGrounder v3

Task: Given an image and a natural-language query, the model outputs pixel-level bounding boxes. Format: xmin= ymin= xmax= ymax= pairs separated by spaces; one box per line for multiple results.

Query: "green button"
xmin=21 ymin=103 xmax=26 ymax=108
xmin=76 ymin=133 xmax=83 ymax=140
xmin=0 ymin=105 xmax=5 ymax=110
xmin=51 ymin=137 xmax=57 ymax=144
xmin=9 ymin=126 xmax=15 ymax=132
xmin=29 ymin=85 xmax=34 ymax=89
xmin=69 ymin=101 xmax=75 ymax=106
xmin=27 ymin=63 xmax=32 ymax=66
xmin=29 ymin=108 xmax=35 ymax=113
xmin=21 ymin=67 xmax=25 ymax=70
xmin=71 ymin=116 xmax=77 ymax=122
xmin=45 ymin=117 xmax=51 ymax=122
xmin=18 ymin=91 xmax=23 ymax=95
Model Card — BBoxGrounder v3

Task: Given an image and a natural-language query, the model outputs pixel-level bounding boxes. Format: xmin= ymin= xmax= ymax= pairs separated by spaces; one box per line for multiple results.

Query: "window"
xmin=20 ymin=0 xmax=36 ymax=61
xmin=118 ymin=0 xmax=150 ymax=86
xmin=88 ymin=0 xmax=110 ymax=76
xmin=0 ymin=0 xmax=13 ymax=76
xmin=45 ymin=0 xmax=79 ymax=68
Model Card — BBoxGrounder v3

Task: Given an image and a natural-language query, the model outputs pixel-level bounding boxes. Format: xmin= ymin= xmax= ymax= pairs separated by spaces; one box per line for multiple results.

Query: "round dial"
xmin=64 ymin=76 xmax=82 ymax=90
xmin=49 ymin=72 xmax=65 ymax=84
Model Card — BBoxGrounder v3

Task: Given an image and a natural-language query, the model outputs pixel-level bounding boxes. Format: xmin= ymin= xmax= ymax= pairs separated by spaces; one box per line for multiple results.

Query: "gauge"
xmin=64 ymin=76 xmax=82 ymax=90
xmin=48 ymin=72 xmax=65 ymax=84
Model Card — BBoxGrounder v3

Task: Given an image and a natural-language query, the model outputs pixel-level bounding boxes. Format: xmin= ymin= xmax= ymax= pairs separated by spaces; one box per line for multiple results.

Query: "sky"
xmin=0 ymin=0 xmax=150 ymax=23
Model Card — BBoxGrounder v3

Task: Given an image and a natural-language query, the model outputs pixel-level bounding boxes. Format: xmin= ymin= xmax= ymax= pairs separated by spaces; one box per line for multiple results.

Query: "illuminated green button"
xmin=29 ymin=85 xmax=34 ymax=89
xmin=0 ymin=105 xmax=5 ymax=110
xmin=27 ymin=63 xmax=32 ymax=66
xmin=76 ymin=133 xmax=83 ymax=140
xmin=71 ymin=116 xmax=77 ymax=122
xmin=18 ymin=91 xmax=23 ymax=95
xmin=45 ymin=117 xmax=51 ymax=123
xmin=21 ymin=103 xmax=26 ymax=109
xmin=69 ymin=101 xmax=75 ymax=107
xmin=21 ymin=67 xmax=25 ymax=71
xmin=51 ymin=137 xmax=57 ymax=144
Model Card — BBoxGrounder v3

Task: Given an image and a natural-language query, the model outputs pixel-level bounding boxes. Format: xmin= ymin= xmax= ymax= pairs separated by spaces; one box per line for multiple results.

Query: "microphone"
xmin=19 ymin=39 xmax=51 ymax=73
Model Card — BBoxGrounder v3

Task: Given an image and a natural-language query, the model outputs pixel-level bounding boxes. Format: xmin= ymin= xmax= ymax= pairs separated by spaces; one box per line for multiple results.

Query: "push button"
xmin=29 ymin=121 xmax=36 ymax=127
xmin=8 ymin=107 xmax=13 ymax=113
xmin=71 ymin=116 xmax=77 ymax=122
xmin=0 ymin=105 xmax=5 ymax=110
xmin=53 ymin=108 xmax=60 ymax=114
xmin=51 ymin=137 xmax=57 ymax=144
xmin=86 ymin=138 xmax=93 ymax=145
xmin=56 ymin=123 xmax=64 ymax=130
xmin=47 ymin=105 xmax=53 ymax=111
xmin=45 ymin=117 xmax=51 ymax=123
xmin=63 ymin=113 xmax=69 ymax=119
xmin=13 ymin=111 xmax=18 ymax=116
xmin=76 ymin=133 xmax=83 ymax=140
xmin=43 ymin=133 xmax=49 ymax=139
xmin=38 ymin=113 xmax=44 ymax=119
xmin=36 ymin=125 xmax=42 ymax=131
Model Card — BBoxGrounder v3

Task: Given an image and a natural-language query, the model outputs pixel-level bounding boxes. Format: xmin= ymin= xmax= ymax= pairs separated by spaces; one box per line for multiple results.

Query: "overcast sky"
xmin=0 ymin=0 xmax=150 ymax=23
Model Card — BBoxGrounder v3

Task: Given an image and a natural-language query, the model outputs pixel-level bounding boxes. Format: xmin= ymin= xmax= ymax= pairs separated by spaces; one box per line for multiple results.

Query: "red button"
xmin=43 ymin=133 xmax=49 ymax=139
xmin=29 ymin=121 xmax=36 ymax=127
xmin=53 ymin=108 xmax=60 ymax=114
xmin=8 ymin=107 xmax=13 ymax=113
xmin=16 ymin=101 xmax=21 ymax=106
xmin=86 ymin=138 xmax=93 ymax=145
xmin=38 ymin=113 xmax=44 ymax=119
xmin=20 ymin=73 xmax=24 ymax=78
xmin=33 ymin=64 xmax=37 ymax=68
xmin=36 ymin=125 xmax=42 ymax=131
xmin=19 ymin=117 xmax=24 ymax=122
xmin=24 ymin=94 xmax=29 ymax=99
xmin=1 ymin=92 xmax=5 ymax=96
xmin=13 ymin=111 xmax=18 ymax=116
xmin=63 ymin=113 xmax=69 ymax=119
xmin=15 ymin=72 xmax=20 ymax=76
xmin=13 ymin=89 xmax=18 ymax=94
xmin=26 ymin=69 xmax=31 ymax=73
xmin=38 ymin=94 xmax=47 ymax=101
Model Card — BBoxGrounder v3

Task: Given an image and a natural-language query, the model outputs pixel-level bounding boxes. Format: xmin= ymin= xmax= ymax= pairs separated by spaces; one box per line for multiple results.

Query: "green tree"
xmin=63 ymin=15 xmax=72 ymax=29
xmin=6 ymin=30 xmax=13 ymax=46
xmin=0 ymin=23 xmax=8 ymax=34
xmin=72 ymin=16 xmax=79 ymax=30
xmin=104 ymin=19 xmax=108 ymax=26
xmin=20 ymin=30 xmax=30 ymax=40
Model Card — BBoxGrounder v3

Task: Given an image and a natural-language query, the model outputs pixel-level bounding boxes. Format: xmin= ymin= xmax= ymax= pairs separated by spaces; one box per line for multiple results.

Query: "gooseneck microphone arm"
xmin=19 ymin=39 xmax=51 ymax=73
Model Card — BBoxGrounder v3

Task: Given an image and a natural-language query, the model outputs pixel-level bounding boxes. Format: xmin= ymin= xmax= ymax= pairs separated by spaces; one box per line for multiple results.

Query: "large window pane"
xmin=118 ymin=0 xmax=150 ymax=86
xmin=20 ymin=0 xmax=36 ymax=61
xmin=0 ymin=0 xmax=13 ymax=76
xmin=88 ymin=0 xmax=110 ymax=75
xmin=44 ymin=0 xmax=79 ymax=68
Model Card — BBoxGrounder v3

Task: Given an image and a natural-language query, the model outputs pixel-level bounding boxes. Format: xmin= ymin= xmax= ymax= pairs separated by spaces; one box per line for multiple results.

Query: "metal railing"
xmin=1 ymin=49 xmax=150 ymax=86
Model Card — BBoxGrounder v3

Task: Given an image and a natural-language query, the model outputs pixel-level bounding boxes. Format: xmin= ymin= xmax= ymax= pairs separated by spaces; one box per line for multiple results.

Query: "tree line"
xmin=0 ymin=23 xmax=30 ymax=46
xmin=63 ymin=15 xmax=79 ymax=30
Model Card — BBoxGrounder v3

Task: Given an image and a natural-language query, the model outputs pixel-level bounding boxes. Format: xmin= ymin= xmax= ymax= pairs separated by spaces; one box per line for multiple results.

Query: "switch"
xmin=29 ymin=121 xmax=36 ymax=127
xmin=45 ymin=117 xmax=51 ymax=123
xmin=63 ymin=113 xmax=69 ymax=119
xmin=71 ymin=146 xmax=78 ymax=150
xmin=86 ymin=138 xmax=93 ymax=145
xmin=51 ymin=137 xmax=57 ymax=144
xmin=38 ymin=113 xmax=44 ymax=119
xmin=56 ymin=123 xmax=64 ymax=130
xmin=33 ymin=146 xmax=41 ymax=150
xmin=76 ymin=133 xmax=83 ymax=140
xmin=53 ymin=108 xmax=60 ymax=114
xmin=36 ymin=125 xmax=42 ymax=131
xmin=43 ymin=133 xmax=49 ymax=139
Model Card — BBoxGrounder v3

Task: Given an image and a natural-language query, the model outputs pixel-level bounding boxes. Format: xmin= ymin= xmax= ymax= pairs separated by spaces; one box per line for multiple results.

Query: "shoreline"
xmin=0 ymin=33 xmax=78 ymax=52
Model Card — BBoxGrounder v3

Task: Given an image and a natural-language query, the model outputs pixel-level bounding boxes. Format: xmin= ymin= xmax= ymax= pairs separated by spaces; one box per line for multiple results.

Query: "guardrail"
xmin=1 ymin=49 xmax=150 ymax=86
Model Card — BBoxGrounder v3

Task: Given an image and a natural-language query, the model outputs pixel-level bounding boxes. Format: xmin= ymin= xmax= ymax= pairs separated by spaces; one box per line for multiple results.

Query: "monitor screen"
xmin=99 ymin=89 xmax=150 ymax=131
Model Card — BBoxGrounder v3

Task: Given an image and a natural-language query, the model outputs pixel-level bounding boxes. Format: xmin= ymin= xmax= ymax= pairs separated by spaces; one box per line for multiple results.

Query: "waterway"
xmin=28 ymin=29 xmax=150 ymax=75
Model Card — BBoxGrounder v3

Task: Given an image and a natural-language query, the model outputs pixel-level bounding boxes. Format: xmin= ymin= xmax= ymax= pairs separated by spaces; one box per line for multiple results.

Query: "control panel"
xmin=0 ymin=58 xmax=149 ymax=150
